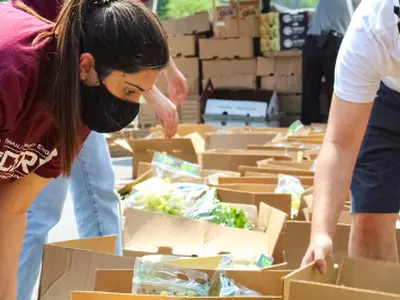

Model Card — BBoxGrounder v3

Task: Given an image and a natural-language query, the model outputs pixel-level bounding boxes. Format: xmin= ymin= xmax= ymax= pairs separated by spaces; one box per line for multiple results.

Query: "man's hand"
xmin=164 ymin=57 xmax=188 ymax=106
xmin=144 ymin=87 xmax=178 ymax=141
xmin=301 ymin=233 xmax=333 ymax=274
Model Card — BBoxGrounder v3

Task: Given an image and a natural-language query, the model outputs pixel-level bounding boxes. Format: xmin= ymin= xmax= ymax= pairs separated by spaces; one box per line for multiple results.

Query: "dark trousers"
xmin=301 ymin=33 xmax=342 ymax=125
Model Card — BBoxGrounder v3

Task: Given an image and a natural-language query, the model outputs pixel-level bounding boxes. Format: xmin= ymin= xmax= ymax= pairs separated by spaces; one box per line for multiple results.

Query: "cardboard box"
xmin=257 ymin=54 xmax=302 ymax=93
xmin=203 ymin=75 xmax=257 ymax=89
xmin=202 ymin=149 xmax=292 ymax=172
xmin=205 ymin=132 xmax=277 ymax=150
xmin=199 ymin=37 xmax=254 ymax=59
xmin=218 ymin=175 xmax=314 ymax=187
xmin=137 ymin=103 xmax=157 ymax=127
xmin=38 ymin=236 xmax=135 ymax=300
xmin=157 ymin=75 xmax=200 ymax=96
xmin=260 ymin=12 xmax=309 ymax=52
xmin=238 ymin=166 xmax=313 ymax=177
xmin=179 ymin=97 xmax=201 ymax=123
xmin=257 ymin=54 xmax=302 ymax=77
xmin=213 ymin=4 xmax=240 ymax=38
xmin=128 ymin=132 xmax=205 ymax=178
xmin=162 ymin=11 xmax=211 ymax=35
xmin=90 ymin=268 xmax=288 ymax=298
xmin=284 ymin=257 xmax=400 ymax=300
xmin=123 ymin=201 xmax=286 ymax=258
xmin=202 ymin=58 xmax=256 ymax=78
xmin=173 ymin=57 xmax=199 ymax=77
xmin=238 ymin=0 xmax=260 ymax=37
xmin=169 ymin=35 xmax=196 ymax=57
xmin=257 ymin=159 xmax=314 ymax=170
xmin=149 ymin=123 xmax=216 ymax=138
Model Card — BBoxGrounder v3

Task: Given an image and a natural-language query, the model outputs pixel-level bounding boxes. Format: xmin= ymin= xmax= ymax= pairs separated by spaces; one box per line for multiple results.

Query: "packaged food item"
xmin=132 ymin=258 xmax=209 ymax=297
xmin=209 ymin=272 xmax=261 ymax=296
xmin=274 ymin=174 xmax=305 ymax=218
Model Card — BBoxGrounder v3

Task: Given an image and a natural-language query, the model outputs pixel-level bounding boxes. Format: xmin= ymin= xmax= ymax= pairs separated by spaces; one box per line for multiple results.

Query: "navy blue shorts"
xmin=351 ymin=83 xmax=400 ymax=213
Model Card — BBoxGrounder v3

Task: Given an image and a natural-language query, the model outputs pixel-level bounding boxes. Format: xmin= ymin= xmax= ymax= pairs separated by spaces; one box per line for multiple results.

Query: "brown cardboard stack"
xmin=200 ymin=0 xmax=259 ymax=89
xmin=147 ymin=12 xmax=211 ymax=126
xmin=257 ymin=52 xmax=302 ymax=93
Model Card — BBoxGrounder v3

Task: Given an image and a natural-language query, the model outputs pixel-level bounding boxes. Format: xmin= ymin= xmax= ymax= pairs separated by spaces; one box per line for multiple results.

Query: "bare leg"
xmin=349 ymin=213 xmax=398 ymax=262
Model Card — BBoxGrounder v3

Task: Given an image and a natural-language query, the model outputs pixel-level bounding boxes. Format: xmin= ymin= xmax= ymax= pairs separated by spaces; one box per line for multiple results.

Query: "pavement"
xmin=31 ymin=156 xmax=133 ymax=299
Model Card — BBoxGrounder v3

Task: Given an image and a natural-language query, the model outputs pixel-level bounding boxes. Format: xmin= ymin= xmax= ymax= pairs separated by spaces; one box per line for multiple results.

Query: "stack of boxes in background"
xmin=137 ymin=12 xmax=211 ymax=133
xmin=260 ymin=11 xmax=309 ymax=53
xmin=134 ymin=3 xmax=321 ymax=132
xmin=200 ymin=0 xmax=259 ymax=89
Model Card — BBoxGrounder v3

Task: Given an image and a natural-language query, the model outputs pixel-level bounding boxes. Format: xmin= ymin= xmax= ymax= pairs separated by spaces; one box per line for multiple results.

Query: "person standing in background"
xmin=301 ymin=0 xmax=360 ymax=125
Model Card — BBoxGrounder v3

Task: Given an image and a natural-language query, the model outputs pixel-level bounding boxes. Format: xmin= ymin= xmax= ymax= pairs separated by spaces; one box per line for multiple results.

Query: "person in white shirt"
xmin=301 ymin=0 xmax=400 ymax=273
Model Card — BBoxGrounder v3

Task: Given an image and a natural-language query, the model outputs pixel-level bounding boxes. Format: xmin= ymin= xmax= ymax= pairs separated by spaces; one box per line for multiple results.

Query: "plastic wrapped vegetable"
xmin=274 ymin=174 xmax=305 ymax=218
xmin=209 ymin=272 xmax=261 ymax=296
xmin=132 ymin=258 xmax=209 ymax=296
xmin=184 ymin=188 xmax=254 ymax=230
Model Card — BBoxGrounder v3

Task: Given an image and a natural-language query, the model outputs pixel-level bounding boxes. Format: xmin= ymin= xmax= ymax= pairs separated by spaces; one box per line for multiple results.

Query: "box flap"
xmin=283 ymin=261 xmax=336 ymax=300
xmin=257 ymin=202 xmax=288 ymax=256
xmin=123 ymin=208 xmax=269 ymax=260
xmin=218 ymin=176 xmax=314 ymax=187
xmin=39 ymin=243 xmax=134 ymax=300
xmin=184 ymin=132 xmax=206 ymax=153
xmin=287 ymin=280 xmax=400 ymax=300
xmin=238 ymin=166 xmax=315 ymax=177
xmin=128 ymin=138 xmax=196 ymax=154
xmin=94 ymin=269 xmax=289 ymax=297
xmin=49 ymin=236 xmax=117 ymax=255
xmin=338 ymin=257 xmax=400 ymax=295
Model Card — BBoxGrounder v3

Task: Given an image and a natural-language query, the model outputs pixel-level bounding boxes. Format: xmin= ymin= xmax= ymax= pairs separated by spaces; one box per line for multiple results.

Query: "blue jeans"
xmin=17 ymin=132 xmax=122 ymax=300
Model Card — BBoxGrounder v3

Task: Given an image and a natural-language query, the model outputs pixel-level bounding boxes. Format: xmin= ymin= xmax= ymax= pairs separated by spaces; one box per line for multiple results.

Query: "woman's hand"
xmin=144 ymin=87 xmax=178 ymax=141
xmin=164 ymin=58 xmax=188 ymax=106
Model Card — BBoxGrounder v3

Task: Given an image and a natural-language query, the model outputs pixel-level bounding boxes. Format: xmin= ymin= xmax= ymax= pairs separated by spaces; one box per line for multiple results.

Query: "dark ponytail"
xmin=30 ymin=0 xmax=169 ymax=176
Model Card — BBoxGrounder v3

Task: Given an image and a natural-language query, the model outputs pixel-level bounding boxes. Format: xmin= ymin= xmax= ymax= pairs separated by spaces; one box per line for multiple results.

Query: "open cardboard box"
xmin=284 ymin=257 xmax=400 ymax=300
xmin=218 ymin=175 xmax=314 ymax=187
xmin=123 ymin=200 xmax=287 ymax=261
xmin=283 ymin=220 xmax=400 ymax=269
xmin=38 ymin=236 xmax=136 ymax=300
xmin=205 ymin=132 xmax=278 ymax=150
xmin=238 ymin=166 xmax=315 ymax=178
xmin=257 ymin=159 xmax=314 ymax=171
xmin=69 ymin=264 xmax=292 ymax=299
xmin=202 ymin=149 xmax=293 ymax=172
xmin=149 ymin=124 xmax=217 ymax=139
xmin=127 ymin=132 xmax=205 ymax=178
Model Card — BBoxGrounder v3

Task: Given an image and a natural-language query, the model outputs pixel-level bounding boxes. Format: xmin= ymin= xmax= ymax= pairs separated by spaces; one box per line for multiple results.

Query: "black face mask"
xmin=81 ymin=81 xmax=140 ymax=133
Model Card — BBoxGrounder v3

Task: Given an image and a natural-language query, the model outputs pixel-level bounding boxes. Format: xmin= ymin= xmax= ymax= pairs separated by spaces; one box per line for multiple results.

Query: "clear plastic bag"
xmin=184 ymin=188 xmax=254 ymax=230
xmin=274 ymin=174 xmax=305 ymax=218
xmin=151 ymin=152 xmax=201 ymax=184
xmin=132 ymin=258 xmax=210 ymax=297
xmin=209 ymin=272 xmax=261 ymax=296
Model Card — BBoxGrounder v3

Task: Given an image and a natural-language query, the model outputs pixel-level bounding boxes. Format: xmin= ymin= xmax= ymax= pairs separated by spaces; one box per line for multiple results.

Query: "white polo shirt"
xmin=335 ymin=0 xmax=400 ymax=103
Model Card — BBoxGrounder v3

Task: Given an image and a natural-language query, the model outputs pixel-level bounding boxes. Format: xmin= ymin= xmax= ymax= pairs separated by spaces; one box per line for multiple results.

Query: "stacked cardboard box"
xmin=138 ymin=12 xmax=211 ymax=128
xmin=260 ymin=11 xmax=309 ymax=53
xmin=200 ymin=0 xmax=259 ymax=89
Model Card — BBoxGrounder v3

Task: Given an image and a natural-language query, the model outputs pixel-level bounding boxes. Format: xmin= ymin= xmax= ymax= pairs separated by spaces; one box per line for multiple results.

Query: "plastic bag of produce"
xmin=151 ymin=152 xmax=201 ymax=183
xmin=184 ymin=188 xmax=254 ymax=230
xmin=274 ymin=174 xmax=305 ymax=218
xmin=123 ymin=182 xmax=209 ymax=217
xmin=209 ymin=272 xmax=261 ymax=296
xmin=132 ymin=258 xmax=210 ymax=296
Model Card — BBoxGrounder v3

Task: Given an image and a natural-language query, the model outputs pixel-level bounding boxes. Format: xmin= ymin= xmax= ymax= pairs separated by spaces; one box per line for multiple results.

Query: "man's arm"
xmin=311 ymin=94 xmax=372 ymax=239
xmin=0 ymin=174 xmax=49 ymax=300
